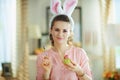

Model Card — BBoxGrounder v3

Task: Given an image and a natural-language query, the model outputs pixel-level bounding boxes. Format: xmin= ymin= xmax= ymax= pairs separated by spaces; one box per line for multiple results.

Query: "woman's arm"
xmin=76 ymin=49 xmax=92 ymax=80
xmin=64 ymin=48 xmax=92 ymax=80
xmin=42 ymin=56 xmax=52 ymax=80
xmin=64 ymin=59 xmax=92 ymax=80
xmin=43 ymin=71 xmax=51 ymax=80
xmin=36 ymin=54 xmax=52 ymax=80
xmin=76 ymin=69 xmax=92 ymax=80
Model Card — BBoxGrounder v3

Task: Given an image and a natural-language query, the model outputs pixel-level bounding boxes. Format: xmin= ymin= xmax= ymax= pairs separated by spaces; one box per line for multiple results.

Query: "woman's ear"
xmin=70 ymin=31 xmax=73 ymax=37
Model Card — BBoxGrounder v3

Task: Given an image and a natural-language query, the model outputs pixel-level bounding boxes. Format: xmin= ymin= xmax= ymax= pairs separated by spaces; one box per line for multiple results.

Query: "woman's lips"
xmin=57 ymin=37 xmax=64 ymax=40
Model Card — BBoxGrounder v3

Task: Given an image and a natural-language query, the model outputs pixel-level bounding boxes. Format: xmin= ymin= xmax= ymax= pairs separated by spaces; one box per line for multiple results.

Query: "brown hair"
xmin=49 ymin=14 xmax=73 ymax=46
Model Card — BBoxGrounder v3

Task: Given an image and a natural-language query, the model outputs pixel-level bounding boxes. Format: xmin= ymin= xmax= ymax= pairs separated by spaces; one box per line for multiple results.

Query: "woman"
xmin=36 ymin=14 xmax=92 ymax=80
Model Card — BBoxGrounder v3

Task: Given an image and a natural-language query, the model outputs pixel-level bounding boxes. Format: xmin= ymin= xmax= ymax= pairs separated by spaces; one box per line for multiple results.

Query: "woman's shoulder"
xmin=71 ymin=46 xmax=85 ymax=52
xmin=71 ymin=46 xmax=89 ymax=60
xmin=71 ymin=46 xmax=87 ymax=56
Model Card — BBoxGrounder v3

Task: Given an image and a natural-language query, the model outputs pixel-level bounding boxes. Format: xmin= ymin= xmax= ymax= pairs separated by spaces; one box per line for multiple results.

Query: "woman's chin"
xmin=56 ymin=41 xmax=65 ymax=44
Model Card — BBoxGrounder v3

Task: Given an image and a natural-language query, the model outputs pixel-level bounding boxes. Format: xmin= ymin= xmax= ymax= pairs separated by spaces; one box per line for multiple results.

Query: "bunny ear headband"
xmin=50 ymin=0 xmax=78 ymax=31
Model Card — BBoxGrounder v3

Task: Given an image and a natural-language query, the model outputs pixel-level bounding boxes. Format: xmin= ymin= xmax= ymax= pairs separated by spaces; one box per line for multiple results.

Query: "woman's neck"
xmin=53 ymin=43 xmax=69 ymax=54
xmin=54 ymin=43 xmax=68 ymax=50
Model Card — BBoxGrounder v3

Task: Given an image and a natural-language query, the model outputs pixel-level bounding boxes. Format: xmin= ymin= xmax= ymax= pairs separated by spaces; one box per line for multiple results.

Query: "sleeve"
xmin=78 ymin=48 xmax=92 ymax=78
xmin=36 ymin=54 xmax=46 ymax=80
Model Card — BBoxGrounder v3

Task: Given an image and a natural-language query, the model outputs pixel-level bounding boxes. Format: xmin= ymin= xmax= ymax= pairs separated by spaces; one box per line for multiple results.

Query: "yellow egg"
xmin=34 ymin=48 xmax=44 ymax=55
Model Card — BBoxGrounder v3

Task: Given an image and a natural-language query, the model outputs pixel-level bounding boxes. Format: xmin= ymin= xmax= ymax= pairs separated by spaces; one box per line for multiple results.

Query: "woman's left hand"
xmin=64 ymin=59 xmax=83 ymax=74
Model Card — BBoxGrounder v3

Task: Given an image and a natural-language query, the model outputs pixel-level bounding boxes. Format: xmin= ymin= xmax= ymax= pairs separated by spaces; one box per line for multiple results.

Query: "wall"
xmin=114 ymin=0 xmax=120 ymax=23
xmin=28 ymin=0 xmax=50 ymax=33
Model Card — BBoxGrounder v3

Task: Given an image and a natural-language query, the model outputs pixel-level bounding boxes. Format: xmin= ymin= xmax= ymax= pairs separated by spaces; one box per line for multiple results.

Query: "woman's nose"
xmin=58 ymin=31 xmax=63 ymax=36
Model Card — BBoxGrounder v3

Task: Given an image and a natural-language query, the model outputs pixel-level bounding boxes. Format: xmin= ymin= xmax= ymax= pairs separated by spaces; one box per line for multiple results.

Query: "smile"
xmin=57 ymin=37 xmax=64 ymax=40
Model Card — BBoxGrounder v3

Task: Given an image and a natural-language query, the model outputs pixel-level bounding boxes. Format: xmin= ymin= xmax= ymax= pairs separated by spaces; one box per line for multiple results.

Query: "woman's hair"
xmin=49 ymin=14 xmax=73 ymax=46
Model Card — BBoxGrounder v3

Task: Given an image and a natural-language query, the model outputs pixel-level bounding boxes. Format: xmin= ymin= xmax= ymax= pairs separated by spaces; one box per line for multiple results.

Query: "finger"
xmin=64 ymin=62 xmax=75 ymax=69
xmin=41 ymin=63 xmax=45 ymax=68
xmin=43 ymin=56 xmax=50 ymax=63
xmin=44 ymin=56 xmax=52 ymax=63
xmin=44 ymin=56 xmax=49 ymax=59
xmin=65 ymin=66 xmax=75 ymax=71
xmin=67 ymin=67 xmax=72 ymax=71
xmin=41 ymin=63 xmax=50 ymax=69
xmin=70 ymin=59 xmax=76 ymax=66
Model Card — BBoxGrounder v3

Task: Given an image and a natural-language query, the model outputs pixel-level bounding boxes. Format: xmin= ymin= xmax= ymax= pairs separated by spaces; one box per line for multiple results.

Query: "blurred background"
xmin=0 ymin=0 xmax=120 ymax=80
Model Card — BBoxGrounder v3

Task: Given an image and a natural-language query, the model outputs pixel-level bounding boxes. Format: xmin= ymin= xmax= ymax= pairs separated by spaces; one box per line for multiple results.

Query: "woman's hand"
xmin=64 ymin=59 xmax=84 ymax=75
xmin=41 ymin=56 xmax=52 ymax=80
xmin=41 ymin=56 xmax=52 ymax=72
xmin=64 ymin=59 xmax=92 ymax=80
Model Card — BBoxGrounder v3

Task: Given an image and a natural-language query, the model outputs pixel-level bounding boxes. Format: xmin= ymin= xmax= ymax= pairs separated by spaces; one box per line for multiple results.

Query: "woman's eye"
xmin=63 ymin=30 xmax=67 ymax=33
xmin=55 ymin=28 xmax=59 ymax=31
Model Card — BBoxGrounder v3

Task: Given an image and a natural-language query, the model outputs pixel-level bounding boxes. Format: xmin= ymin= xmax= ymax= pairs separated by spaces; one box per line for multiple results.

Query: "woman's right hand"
xmin=41 ymin=56 xmax=52 ymax=73
xmin=41 ymin=56 xmax=52 ymax=79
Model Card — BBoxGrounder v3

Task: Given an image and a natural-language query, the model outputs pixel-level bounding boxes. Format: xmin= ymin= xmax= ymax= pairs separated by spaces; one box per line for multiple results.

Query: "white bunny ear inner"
xmin=63 ymin=0 xmax=78 ymax=16
xmin=50 ymin=0 xmax=63 ymax=15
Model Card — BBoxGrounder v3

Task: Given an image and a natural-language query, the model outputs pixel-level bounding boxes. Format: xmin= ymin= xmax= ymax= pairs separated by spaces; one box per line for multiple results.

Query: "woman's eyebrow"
xmin=54 ymin=27 xmax=69 ymax=30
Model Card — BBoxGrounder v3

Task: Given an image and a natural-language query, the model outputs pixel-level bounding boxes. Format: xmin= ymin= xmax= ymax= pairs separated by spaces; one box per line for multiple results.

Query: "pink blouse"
xmin=36 ymin=46 xmax=92 ymax=80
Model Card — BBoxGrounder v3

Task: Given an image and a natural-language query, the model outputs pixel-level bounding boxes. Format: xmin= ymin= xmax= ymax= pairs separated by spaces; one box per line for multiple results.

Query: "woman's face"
xmin=50 ymin=21 xmax=71 ymax=45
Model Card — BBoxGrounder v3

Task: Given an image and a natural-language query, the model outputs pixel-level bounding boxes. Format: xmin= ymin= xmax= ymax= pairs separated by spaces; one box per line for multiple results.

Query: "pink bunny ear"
xmin=50 ymin=0 xmax=63 ymax=14
xmin=63 ymin=0 xmax=78 ymax=16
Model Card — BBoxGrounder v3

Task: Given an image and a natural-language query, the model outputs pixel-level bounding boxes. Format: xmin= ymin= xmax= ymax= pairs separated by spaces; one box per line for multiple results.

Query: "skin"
xmin=41 ymin=21 xmax=92 ymax=80
xmin=50 ymin=21 xmax=71 ymax=45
